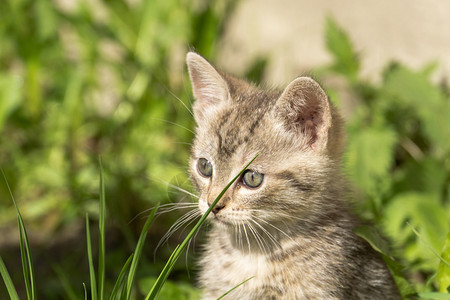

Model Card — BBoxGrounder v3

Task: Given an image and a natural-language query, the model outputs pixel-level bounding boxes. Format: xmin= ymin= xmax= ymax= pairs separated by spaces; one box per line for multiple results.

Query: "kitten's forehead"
xmin=211 ymin=90 xmax=276 ymax=159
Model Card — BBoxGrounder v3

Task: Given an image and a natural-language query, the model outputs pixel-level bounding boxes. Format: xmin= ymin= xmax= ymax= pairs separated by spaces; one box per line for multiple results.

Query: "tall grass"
xmin=0 ymin=156 xmax=258 ymax=299
xmin=0 ymin=168 xmax=35 ymax=300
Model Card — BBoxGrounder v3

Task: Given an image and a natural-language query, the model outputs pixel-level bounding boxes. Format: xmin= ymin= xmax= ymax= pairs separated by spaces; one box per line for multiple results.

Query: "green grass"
xmin=0 ymin=0 xmax=448 ymax=297
xmin=146 ymin=154 xmax=258 ymax=299
xmin=0 ymin=257 xmax=19 ymax=300
xmin=0 ymin=168 xmax=36 ymax=300
xmin=0 ymin=156 xmax=258 ymax=299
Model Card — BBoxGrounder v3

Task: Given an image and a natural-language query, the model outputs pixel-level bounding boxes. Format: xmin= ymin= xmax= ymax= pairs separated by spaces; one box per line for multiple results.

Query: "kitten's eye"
xmin=197 ymin=158 xmax=213 ymax=177
xmin=242 ymin=170 xmax=264 ymax=188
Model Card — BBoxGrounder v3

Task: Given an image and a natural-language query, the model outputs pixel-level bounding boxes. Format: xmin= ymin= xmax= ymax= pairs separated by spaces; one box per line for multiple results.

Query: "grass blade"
xmin=120 ymin=280 xmax=128 ymax=299
xmin=83 ymin=283 xmax=88 ymax=300
xmin=217 ymin=276 xmax=254 ymax=300
xmin=98 ymin=158 xmax=106 ymax=300
xmin=125 ymin=203 xmax=159 ymax=299
xmin=417 ymin=292 xmax=450 ymax=299
xmin=1 ymin=168 xmax=36 ymax=300
xmin=0 ymin=256 xmax=19 ymax=300
xmin=18 ymin=220 xmax=31 ymax=299
xmin=21 ymin=224 xmax=36 ymax=300
xmin=407 ymin=222 xmax=450 ymax=268
xmin=109 ymin=254 xmax=133 ymax=300
xmin=86 ymin=214 xmax=98 ymax=300
xmin=145 ymin=154 xmax=259 ymax=300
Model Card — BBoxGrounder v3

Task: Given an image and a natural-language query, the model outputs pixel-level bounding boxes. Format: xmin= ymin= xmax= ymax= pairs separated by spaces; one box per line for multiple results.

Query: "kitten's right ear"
xmin=186 ymin=52 xmax=230 ymax=123
xmin=275 ymin=77 xmax=333 ymax=152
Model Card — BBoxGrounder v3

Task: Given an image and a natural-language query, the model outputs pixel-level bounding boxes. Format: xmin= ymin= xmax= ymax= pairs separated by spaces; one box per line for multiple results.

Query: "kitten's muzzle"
xmin=208 ymin=196 xmax=230 ymax=215
xmin=210 ymin=202 xmax=225 ymax=214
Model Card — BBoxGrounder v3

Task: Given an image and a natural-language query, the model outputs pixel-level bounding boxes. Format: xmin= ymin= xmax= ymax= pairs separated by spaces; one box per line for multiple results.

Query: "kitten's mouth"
xmin=213 ymin=214 xmax=227 ymax=224
xmin=212 ymin=214 xmax=235 ymax=227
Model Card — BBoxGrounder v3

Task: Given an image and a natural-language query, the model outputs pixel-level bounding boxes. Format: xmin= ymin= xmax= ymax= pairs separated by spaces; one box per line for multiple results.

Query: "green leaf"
xmin=36 ymin=0 xmax=57 ymax=40
xmin=0 ymin=74 xmax=22 ymax=132
xmin=417 ymin=292 xmax=450 ymax=299
xmin=126 ymin=203 xmax=159 ymax=299
xmin=382 ymin=65 xmax=450 ymax=157
xmin=139 ymin=277 xmax=201 ymax=300
xmin=0 ymin=256 xmax=19 ymax=300
xmin=354 ymin=225 xmax=391 ymax=255
xmin=382 ymin=254 xmax=416 ymax=298
xmin=384 ymin=192 xmax=448 ymax=271
xmin=393 ymin=158 xmax=447 ymax=195
xmin=345 ymin=126 xmax=397 ymax=199
xmin=109 ymin=254 xmax=133 ymax=300
xmin=437 ymin=233 xmax=450 ymax=293
xmin=355 ymin=225 xmax=416 ymax=297
xmin=217 ymin=277 xmax=254 ymax=300
xmin=325 ymin=17 xmax=359 ymax=81
xmin=86 ymin=214 xmax=98 ymax=300
xmin=98 ymin=158 xmax=106 ymax=300
xmin=1 ymin=168 xmax=36 ymax=300
xmin=18 ymin=219 xmax=32 ymax=300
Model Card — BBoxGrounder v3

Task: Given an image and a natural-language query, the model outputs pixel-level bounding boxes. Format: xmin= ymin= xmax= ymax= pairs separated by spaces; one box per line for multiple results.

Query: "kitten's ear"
xmin=186 ymin=52 xmax=230 ymax=123
xmin=275 ymin=77 xmax=333 ymax=152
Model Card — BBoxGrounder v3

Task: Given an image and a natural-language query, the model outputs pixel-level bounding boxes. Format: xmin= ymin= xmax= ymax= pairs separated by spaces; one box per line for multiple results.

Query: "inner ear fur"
xmin=186 ymin=52 xmax=230 ymax=123
xmin=275 ymin=77 xmax=343 ymax=154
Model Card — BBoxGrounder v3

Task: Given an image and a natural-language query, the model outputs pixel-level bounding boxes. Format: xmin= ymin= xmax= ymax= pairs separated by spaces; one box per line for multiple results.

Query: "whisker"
xmin=173 ymin=142 xmax=193 ymax=146
xmin=247 ymin=222 xmax=267 ymax=255
xmin=154 ymin=208 xmax=200 ymax=255
xmin=233 ymin=221 xmax=239 ymax=249
xmin=236 ymin=223 xmax=242 ymax=249
xmin=242 ymin=224 xmax=252 ymax=254
xmin=248 ymin=208 xmax=303 ymax=221
xmin=185 ymin=219 xmax=204 ymax=278
xmin=254 ymin=221 xmax=272 ymax=254
xmin=181 ymin=73 xmax=194 ymax=109
xmin=166 ymin=183 xmax=199 ymax=199
xmin=249 ymin=214 xmax=297 ymax=245
xmin=156 ymin=203 xmax=198 ymax=216
xmin=176 ymin=210 xmax=202 ymax=237
xmin=249 ymin=218 xmax=281 ymax=250
xmin=161 ymin=83 xmax=194 ymax=117
xmin=128 ymin=206 xmax=159 ymax=224
xmin=149 ymin=117 xmax=195 ymax=134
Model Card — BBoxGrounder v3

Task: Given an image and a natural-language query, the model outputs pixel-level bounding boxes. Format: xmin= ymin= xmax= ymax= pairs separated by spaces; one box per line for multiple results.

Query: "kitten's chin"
xmin=211 ymin=216 xmax=231 ymax=227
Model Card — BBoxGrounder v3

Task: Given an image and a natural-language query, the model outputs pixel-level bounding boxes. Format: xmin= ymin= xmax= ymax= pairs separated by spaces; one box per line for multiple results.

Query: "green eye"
xmin=197 ymin=158 xmax=213 ymax=177
xmin=242 ymin=170 xmax=264 ymax=188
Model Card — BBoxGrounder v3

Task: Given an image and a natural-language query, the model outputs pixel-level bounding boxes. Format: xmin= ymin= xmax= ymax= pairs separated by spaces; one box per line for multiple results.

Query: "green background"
xmin=0 ymin=0 xmax=449 ymax=298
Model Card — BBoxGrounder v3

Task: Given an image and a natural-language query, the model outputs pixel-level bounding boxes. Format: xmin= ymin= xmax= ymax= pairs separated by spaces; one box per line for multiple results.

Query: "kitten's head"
xmin=186 ymin=52 xmax=345 ymax=230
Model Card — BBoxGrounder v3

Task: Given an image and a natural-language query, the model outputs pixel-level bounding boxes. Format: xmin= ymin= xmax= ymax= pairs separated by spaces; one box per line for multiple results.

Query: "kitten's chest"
xmin=199 ymin=233 xmax=300 ymax=299
xmin=200 ymin=248 xmax=276 ymax=299
xmin=199 ymin=230 xmax=336 ymax=299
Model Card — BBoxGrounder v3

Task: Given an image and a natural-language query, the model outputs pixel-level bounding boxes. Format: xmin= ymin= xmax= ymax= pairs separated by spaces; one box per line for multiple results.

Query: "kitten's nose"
xmin=208 ymin=195 xmax=229 ymax=214
xmin=209 ymin=202 xmax=225 ymax=214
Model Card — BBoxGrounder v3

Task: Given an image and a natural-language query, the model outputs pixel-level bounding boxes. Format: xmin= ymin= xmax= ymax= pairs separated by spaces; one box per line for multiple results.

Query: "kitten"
xmin=186 ymin=52 xmax=400 ymax=299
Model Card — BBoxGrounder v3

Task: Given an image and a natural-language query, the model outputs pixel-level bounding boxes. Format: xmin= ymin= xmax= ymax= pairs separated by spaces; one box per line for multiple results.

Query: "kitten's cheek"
xmin=198 ymin=198 xmax=209 ymax=215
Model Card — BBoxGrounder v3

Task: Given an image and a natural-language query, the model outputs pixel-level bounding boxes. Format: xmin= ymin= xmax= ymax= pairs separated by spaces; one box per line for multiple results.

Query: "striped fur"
xmin=186 ymin=52 xmax=400 ymax=299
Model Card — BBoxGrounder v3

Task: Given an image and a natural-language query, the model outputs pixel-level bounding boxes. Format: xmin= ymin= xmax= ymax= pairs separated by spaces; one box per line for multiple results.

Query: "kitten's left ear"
xmin=186 ymin=52 xmax=230 ymax=123
xmin=275 ymin=77 xmax=333 ymax=152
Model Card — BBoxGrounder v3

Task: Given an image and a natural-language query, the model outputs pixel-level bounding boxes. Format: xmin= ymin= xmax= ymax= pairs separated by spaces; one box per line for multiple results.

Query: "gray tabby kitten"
xmin=186 ymin=52 xmax=400 ymax=299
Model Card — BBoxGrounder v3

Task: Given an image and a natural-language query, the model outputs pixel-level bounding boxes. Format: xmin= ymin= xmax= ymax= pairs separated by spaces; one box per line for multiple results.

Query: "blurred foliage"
xmin=0 ymin=0 xmax=449 ymax=298
xmin=0 ymin=0 xmax=235 ymax=298
xmin=0 ymin=0 xmax=236 ymax=228
xmin=324 ymin=18 xmax=450 ymax=296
